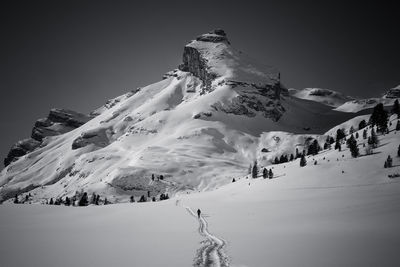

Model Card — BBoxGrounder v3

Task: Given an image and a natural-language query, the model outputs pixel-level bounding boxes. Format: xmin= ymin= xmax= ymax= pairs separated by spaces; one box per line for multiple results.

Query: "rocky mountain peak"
xmin=178 ymin=29 xmax=284 ymax=120
xmin=195 ymin=29 xmax=230 ymax=44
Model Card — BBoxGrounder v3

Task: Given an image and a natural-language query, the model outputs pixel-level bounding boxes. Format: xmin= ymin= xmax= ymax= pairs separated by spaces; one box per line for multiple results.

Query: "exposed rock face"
xmin=179 ymin=46 xmax=217 ymax=92
xmin=4 ymin=139 xmax=41 ymax=166
xmin=72 ymin=128 xmax=111 ymax=150
xmin=385 ymin=86 xmax=400 ymax=99
xmin=178 ymin=29 xmax=285 ymax=121
xmin=4 ymin=109 xmax=92 ymax=167
xmin=32 ymin=109 xmax=92 ymax=141
xmin=195 ymin=29 xmax=230 ymax=43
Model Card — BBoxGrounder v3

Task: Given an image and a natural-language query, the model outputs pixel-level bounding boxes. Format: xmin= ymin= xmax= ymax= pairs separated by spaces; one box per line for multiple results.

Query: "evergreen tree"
xmin=358 ymin=120 xmax=367 ymax=130
xmin=363 ymin=129 xmax=367 ymax=139
xmin=268 ymin=169 xmax=273 ymax=179
xmin=396 ymin=120 xmax=400 ymax=131
xmin=280 ymin=154 xmax=287 ymax=163
xmin=151 ymin=174 xmax=155 ymax=181
xmin=295 ymin=148 xmax=300 ymax=159
xmin=392 ymin=99 xmax=400 ymax=116
xmin=138 ymin=195 xmax=147 ymax=202
xmin=355 ymin=132 xmax=359 ymax=139
xmin=323 ymin=142 xmax=329 ymax=150
xmin=248 ymin=164 xmax=252 ymax=174
xmin=325 ymin=135 xmax=331 ymax=145
xmin=369 ymin=103 xmax=388 ymax=133
xmin=365 ymin=143 xmax=373 ymax=155
xmin=346 ymin=134 xmax=355 ymax=148
xmin=348 ymin=136 xmax=359 ymax=158
xmin=49 ymin=198 xmax=54 ymax=205
xmin=369 ymin=128 xmax=379 ymax=148
xmin=398 ymin=144 xmax=400 ymax=157
xmin=130 ymin=196 xmax=135 ymax=203
xmin=329 ymin=136 xmax=335 ymax=144
xmin=274 ymin=157 xmax=279 ymax=164
xmin=308 ymin=140 xmax=320 ymax=155
xmin=336 ymin=128 xmax=346 ymax=141
xmin=65 ymin=197 xmax=71 ymax=206
xmin=349 ymin=126 xmax=355 ymax=134
xmin=104 ymin=198 xmax=109 ymax=205
xmin=13 ymin=194 xmax=19 ymax=204
xmin=95 ymin=195 xmax=100 ymax=205
xmin=334 ymin=139 xmax=341 ymax=151
xmin=386 ymin=155 xmax=393 ymax=168
xmin=290 ymin=154 xmax=294 ymax=161
xmin=262 ymin=168 xmax=268 ymax=179
xmin=78 ymin=192 xmax=88 ymax=206
xmin=252 ymin=161 xmax=258 ymax=178
xmin=90 ymin=192 xmax=97 ymax=205
xmin=152 ymin=197 xmax=156 ymax=202
xmin=232 ymin=178 xmax=236 ymax=183
xmin=300 ymin=154 xmax=307 ymax=167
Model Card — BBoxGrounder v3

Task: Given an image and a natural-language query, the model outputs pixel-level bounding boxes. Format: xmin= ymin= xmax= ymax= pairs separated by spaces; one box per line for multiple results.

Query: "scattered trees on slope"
xmin=369 ymin=103 xmax=388 ymax=133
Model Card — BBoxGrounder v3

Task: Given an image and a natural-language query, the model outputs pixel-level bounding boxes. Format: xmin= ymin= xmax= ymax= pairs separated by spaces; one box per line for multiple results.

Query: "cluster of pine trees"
xmin=130 ymin=192 xmax=170 ymax=203
xmin=13 ymin=193 xmax=33 ymax=204
xmin=262 ymin=168 xmax=274 ymax=179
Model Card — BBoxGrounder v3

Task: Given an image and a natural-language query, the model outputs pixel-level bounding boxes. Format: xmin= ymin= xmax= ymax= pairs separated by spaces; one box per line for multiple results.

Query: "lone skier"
xmin=197 ymin=208 xmax=201 ymax=218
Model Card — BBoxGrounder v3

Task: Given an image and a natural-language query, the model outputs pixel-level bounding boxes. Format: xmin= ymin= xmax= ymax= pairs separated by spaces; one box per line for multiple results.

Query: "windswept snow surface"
xmin=1 ymin=116 xmax=400 ymax=267
xmin=335 ymin=97 xmax=395 ymax=113
xmin=289 ymin=88 xmax=354 ymax=107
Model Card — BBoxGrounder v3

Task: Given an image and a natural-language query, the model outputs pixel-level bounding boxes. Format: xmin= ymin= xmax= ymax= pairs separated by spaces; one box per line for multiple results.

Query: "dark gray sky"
xmin=0 ymin=0 xmax=399 ymax=162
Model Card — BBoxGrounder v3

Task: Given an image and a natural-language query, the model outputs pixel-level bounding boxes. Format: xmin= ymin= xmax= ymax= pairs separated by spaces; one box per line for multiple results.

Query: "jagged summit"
xmin=180 ymin=29 xmax=280 ymax=90
xmin=177 ymin=29 xmax=284 ymax=120
xmin=195 ymin=29 xmax=230 ymax=44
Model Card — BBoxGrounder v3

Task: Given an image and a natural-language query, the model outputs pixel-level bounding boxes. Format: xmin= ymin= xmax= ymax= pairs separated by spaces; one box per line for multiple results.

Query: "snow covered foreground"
xmin=1 ymin=123 xmax=400 ymax=267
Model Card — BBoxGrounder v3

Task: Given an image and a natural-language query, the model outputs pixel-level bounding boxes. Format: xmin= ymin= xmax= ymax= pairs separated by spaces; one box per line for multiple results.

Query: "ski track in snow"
xmin=176 ymin=200 xmax=230 ymax=267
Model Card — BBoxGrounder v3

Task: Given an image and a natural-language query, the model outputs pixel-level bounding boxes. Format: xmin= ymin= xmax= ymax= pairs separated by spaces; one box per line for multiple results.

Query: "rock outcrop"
xmin=4 ymin=109 xmax=92 ymax=166
xmin=32 ymin=109 xmax=91 ymax=141
xmin=72 ymin=128 xmax=111 ymax=150
xmin=3 ymin=139 xmax=41 ymax=166
xmin=384 ymin=85 xmax=400 ymax=99
xmin=195 ymin=29 xmax=230 ymax=44
xmin=178 ymin=29 xmax=285 ymax=121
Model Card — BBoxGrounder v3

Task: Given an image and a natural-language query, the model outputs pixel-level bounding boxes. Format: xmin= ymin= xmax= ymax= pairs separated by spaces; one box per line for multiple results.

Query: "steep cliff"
xmin=4 ymin=109 xmax=92 ymax=166
xmin=178 ymin=29 xmax=284 ymax=121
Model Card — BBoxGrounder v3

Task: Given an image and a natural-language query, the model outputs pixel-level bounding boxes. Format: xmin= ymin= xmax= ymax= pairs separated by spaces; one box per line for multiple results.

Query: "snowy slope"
xmin=335 ymin=97 xmax=395 ymax=113
xmin=334 ymin=84 xmax=399 ymax=112
xmin=1 ymin=116 xmax=399 ymax=267
xmin=289 ymin=88 xmax=354 ymax=107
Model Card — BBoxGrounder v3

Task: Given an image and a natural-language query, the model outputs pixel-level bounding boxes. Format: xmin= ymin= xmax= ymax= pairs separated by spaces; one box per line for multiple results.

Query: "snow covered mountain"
xmin=289 ymin=88 xmax=354 ymax=107
xmin=334 ymin=84 xmax=399 ymax=113
xmin=0 ymin=30 xmax=382 ymax=203
xmin=1 ymin=114 xmax=399 ymax=267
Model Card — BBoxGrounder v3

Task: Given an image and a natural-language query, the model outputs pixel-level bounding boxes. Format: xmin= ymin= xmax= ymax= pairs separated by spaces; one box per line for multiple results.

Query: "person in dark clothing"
xmin=197 ymin=209 xmax=201 ymax=218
